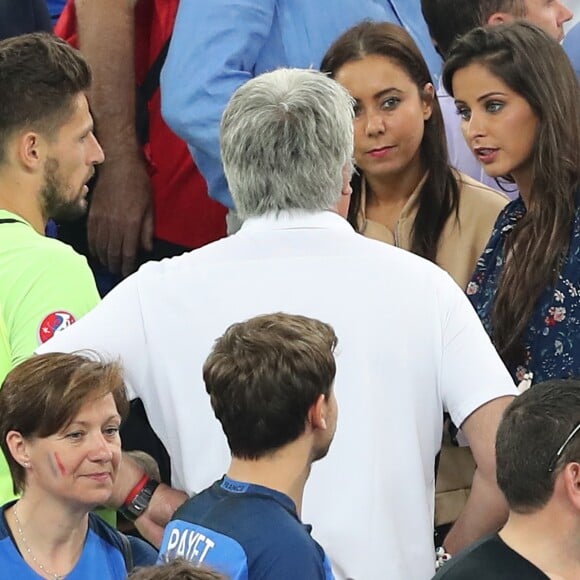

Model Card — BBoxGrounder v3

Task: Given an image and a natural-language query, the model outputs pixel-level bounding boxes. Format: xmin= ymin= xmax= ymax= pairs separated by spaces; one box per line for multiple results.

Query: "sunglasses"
xmin=547 ymin=423 xmax=580 ymax=473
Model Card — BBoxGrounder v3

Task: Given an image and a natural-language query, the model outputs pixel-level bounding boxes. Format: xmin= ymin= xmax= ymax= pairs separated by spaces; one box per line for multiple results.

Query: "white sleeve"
xmin=437 ymin=275 xmax=518 ymax=428
xmin=35 ymin=273 xmax=147 ymax=400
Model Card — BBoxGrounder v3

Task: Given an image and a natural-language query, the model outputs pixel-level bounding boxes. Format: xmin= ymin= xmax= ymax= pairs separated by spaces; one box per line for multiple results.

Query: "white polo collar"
xmin=238 ymin=210 xmax=355 ymax=234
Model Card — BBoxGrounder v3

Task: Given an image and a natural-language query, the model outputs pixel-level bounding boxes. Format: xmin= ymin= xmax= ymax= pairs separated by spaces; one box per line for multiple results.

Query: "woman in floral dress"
xmin=443 ymin=21 xmax=580 ymax=383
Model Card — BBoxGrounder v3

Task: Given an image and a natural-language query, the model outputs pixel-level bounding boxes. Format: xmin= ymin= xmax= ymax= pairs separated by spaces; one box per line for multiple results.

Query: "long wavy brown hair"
xmin=443 ymin=22 xmax=580 ymax=367
xmin=321 ymin=21 xmax=459 ymax=263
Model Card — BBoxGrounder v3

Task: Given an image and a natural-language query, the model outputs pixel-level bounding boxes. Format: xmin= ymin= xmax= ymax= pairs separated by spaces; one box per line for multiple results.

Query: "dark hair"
xmin=0 ymin=352 xmax=129 ymax=494
xmin=421 ymin=0 xmax=526 ymax=58
xmin=130 ymin=558 xmax=226 ymax=580
xmin=203 ymin=313 xmax=338 ymax=460
xmin=496 ymin=380 xmax=580 ymax=513
xmin=0 ymin=32 xmax=91 ymax=163
xmin=321 ymin=21 xmax=459 ymax=263
xmin=443 ymin=22 xmax=580 ymax=367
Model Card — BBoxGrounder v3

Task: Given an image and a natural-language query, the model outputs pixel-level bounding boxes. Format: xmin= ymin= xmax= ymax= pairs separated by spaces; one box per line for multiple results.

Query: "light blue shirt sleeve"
xmin=161 ymin=0 xmax=441 ymax=209
xmin=161 ymin=0 xmax=276 ymax=209
xmin=563 ymin=22 xmax=580 ymax=77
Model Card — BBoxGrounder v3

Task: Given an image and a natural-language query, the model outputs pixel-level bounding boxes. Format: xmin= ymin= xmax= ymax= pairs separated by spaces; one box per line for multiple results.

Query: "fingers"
xmin=119 ymin=221 xmax=140 ymax=278
xmin=140 ymin=205 xmax=154 ymax=253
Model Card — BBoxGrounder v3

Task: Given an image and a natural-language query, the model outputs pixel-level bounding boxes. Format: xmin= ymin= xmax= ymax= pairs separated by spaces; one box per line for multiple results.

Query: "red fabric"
xmin=55 ymin=1 xmax=227 ymax=249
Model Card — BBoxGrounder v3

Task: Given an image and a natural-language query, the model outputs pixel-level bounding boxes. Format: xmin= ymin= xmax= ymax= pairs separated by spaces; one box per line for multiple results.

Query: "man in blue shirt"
xmin=158 ymin=313 xmax=338 ymax=579
xmin=563 ymin=21 xmax=580 ymax=76
xmin=160 ymin=0 xmax=441 ymax=211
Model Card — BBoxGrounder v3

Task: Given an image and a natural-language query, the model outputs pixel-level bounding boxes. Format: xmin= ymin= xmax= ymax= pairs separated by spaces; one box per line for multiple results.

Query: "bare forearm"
xmin=111 ymin=452 xmax=188 ymax=547
xmin=76 ymin=0 xmax=139 ymax=153
xmin=109 ymin=451 xmax=147 ymax=507
xmin=443 ymin=467 xmax=508 ymax=554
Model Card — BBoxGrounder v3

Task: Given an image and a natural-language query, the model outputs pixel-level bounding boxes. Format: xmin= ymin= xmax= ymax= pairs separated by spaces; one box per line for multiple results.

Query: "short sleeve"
xmin=436 ymin=275 xmax=517 ymax=427
xmin=7 ymin=246 xmax=100 ymax=368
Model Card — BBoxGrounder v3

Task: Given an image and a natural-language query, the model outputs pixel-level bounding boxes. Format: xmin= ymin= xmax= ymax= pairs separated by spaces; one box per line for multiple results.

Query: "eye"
xmin=455 ymin=105 xmax=471 ymax=121
xmin=66 ymin=431 xmax=85 ymax=441
xmin=103 ymin=426 xmax=120 ymax=438
xmin=380 ymin=96 xmax=400 ymax=110
xmin=485 ymin=100 xmax=504 ymax=114
xmin=352 ymin=103 xmax=363 ymax=117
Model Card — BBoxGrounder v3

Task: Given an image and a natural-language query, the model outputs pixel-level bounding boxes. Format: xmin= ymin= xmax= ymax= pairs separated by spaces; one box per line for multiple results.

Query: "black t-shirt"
xmin=433 ymin=533 xmax=549 ymax=579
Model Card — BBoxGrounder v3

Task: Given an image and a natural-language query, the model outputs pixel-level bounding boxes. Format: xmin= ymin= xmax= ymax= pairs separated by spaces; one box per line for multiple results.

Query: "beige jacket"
xmin=358 ymin=171 xmax=509 ymax=290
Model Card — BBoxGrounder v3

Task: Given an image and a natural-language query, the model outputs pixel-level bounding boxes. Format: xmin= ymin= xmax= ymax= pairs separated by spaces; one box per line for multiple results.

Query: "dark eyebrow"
xmin=476 ymin=91 xmax=508 ymax=102
xmin=373 ymin=87 xmax=403 ymax=100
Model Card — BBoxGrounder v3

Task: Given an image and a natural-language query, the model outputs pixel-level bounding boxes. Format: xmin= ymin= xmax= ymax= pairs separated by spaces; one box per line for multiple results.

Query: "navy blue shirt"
xmin=468 ymin=196 xmax=580 ymax=383
xmin=0 ymin=0 xmax=52 ymax=40
xmin=159 ymin=476 xmax=334 ymax=579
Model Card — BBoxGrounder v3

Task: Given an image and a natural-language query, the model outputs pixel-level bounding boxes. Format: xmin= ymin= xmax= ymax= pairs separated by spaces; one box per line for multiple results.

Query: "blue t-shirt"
xmin=0 ymin=502 xmax=157 ymax=578
xmin=159 ymin=476 xmax=334 ymax=579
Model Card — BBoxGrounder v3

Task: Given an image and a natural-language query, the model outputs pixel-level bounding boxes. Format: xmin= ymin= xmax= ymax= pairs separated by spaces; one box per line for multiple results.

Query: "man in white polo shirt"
xmin=39 ymin=68 xmax=518 ymax=579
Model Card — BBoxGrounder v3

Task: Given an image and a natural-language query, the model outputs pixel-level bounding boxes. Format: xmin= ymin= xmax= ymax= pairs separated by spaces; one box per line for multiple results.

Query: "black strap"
xmin=139 ymin=37 xmax=171 ymax=104
xmin=119 ymin=532 xmax=134 ymax=572
xmin=135 ymin=36 xmax=172 ymax=146
xmin=0 ymin=218 xmax=22 ymax=225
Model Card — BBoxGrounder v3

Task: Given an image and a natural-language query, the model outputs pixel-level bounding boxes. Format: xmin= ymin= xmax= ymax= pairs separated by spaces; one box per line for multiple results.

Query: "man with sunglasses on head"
xmin=435 ymin=380 xmax=580 ymax=579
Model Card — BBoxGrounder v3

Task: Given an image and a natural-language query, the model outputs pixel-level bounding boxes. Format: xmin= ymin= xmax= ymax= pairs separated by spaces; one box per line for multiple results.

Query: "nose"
xmin=89 ymin=132 xmax=105 ymax=166
xmin=464 ymin=111 xmax=486 ymax=142
xmin=365 ymin=110 xmax=386 ymax=137
xmin=88 ymin=432 xmax=114 ymax=462
xmin=557 ymin=1 xmax=573 ymax=26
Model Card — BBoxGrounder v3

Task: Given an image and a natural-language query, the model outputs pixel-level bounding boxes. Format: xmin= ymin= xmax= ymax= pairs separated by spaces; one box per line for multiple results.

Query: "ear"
xmin=487 ymin=12 xmax=514 ymax=26
xmin=561 ymin=462 xmax=580 ymax=511
xmin=17 ymin=132 xmax=45 ymax=172
xmin=307 ymin=394 xmax=328 ymax=431
xmin=422 ymin=83 xmax=435 ymax=121
xmin=336 ymin=163 xmax=353 ymax=218
xmin=6 ymin=431 xmax=32 ymax=469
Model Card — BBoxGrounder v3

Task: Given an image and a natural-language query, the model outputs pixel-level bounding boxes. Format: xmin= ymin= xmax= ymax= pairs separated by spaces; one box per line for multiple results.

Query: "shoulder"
xmin=434 ymin=534 xmax=530 ymax=579
xmin=0 ymin=504 xmax=10 ymax=540
xmin=3 ymin=232 xmax=93 ymax=280
xmin=87 ymin=513 xmax=157 ymax=569
xmin=167 ymin=488 xmax=326 ymax=578
xmin=455 ymin=171 xmax=509 ymax=212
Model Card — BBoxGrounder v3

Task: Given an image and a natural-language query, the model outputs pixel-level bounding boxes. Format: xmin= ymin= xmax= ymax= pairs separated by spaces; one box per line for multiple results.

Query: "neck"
xmin=226 ymin=440 xmax=313 ymax=517
xmin=0 ymin=173 xmax=46 ymax=234
xmin=499 ymin=508 xmax=580 ymax=578
xmin=512 ymin=169 xmax=532 ymax=208
xmin=364 ymin=163 xmax=425 ymax=207
xmin=7 ymin=490 xmax=89 ymax=577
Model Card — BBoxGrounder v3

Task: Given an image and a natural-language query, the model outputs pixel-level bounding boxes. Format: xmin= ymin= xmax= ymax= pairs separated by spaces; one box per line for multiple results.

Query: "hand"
xmin=87 ymin=153 xmax=154 ymax=277
xmin=135 ymin=484 xmax=188 ymax=548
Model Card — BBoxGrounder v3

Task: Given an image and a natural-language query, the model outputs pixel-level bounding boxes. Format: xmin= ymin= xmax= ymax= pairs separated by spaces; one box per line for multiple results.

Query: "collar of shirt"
xmin=238 ymin=209 xmax=354 ymax=234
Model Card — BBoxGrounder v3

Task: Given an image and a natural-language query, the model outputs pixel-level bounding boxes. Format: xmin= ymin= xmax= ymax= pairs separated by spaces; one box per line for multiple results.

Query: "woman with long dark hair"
xmin=321 ymin=20 xmax=510 ymax=539
xmin=321 ymin=21 xmax=508 ymax=290
xmin=443 ymin=21 xmax=580 ymax=383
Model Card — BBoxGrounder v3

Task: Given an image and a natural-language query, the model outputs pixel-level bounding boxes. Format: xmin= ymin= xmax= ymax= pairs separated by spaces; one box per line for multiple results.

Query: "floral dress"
xmin=467 ymin=195 xmax=580 ymax=383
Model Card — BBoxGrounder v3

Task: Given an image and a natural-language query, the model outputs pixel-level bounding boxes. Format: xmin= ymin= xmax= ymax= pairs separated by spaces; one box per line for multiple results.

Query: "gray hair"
xmin=220 ymin=68 xmax=354 ymax=218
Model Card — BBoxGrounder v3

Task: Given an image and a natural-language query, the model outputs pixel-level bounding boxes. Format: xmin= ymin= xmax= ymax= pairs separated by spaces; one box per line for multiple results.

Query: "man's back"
xmin=161 ymin=477 xmax=332 ymax=579
xmin=40 ymin=210 xmax=514 ymax=579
